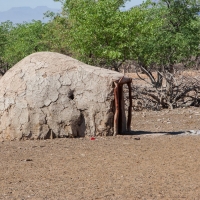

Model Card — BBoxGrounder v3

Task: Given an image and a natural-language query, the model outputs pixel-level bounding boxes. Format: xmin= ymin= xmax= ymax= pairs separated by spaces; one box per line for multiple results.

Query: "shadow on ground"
xmin=121 ymin=131 xmax=185 ymax=136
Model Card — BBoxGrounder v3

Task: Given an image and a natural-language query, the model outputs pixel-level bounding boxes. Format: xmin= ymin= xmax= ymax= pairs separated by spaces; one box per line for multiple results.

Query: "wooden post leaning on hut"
xmin=113 ymin=77 xmax=132 ymax=135
xmin=127 ymin=80 xmax=132 ymax=132
xmin=114 ymin=82 xmax=119 ymax=136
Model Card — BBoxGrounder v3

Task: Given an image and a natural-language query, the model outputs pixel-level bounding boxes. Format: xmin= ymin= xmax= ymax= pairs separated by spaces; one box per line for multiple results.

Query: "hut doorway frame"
xmin=114 ymin=77 xmax=132 ymax=135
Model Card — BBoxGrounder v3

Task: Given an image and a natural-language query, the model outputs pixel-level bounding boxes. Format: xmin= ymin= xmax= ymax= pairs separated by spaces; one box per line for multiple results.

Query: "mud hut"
xmin=0 ymin=52 xmax=132 ymax=140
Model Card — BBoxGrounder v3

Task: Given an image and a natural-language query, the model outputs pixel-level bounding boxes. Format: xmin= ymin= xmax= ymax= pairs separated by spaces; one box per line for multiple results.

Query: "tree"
xmin=129 ymin=0 xmax=200 ymax=109
xmin=3 ymin=20 xmax=48 ymax=67
xmin=55 ymin=0 xmax=135 ymax=70
xmin=43 ymin=14 xmax=70 ymax=55
xmin=130 ymin=0 xmax=200 ymax=84
xmin=0 ymin=21 xmax=13 ymax=74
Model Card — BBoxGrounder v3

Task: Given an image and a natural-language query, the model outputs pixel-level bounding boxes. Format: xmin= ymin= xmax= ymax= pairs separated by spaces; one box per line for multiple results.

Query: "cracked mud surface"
xmin=1 ymin=107 xmax=200 ymax=199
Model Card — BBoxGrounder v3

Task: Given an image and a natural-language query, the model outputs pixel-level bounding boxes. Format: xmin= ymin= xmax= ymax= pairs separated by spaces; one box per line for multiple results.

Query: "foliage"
xmin=43 ymin=15 xmax=70 ymax=55
xmin=0 ymin=21 xmax=13 ymax=73
xmin=55 ymin=0 xmax=133 ymax=69
xmin=0 ymin=23 xmax=8 ymax=58
xmin=131 ymin=0 xmax=200 ymax=109
xmin=53 ymin=0 xmax=200 ymax=73
xmin=128 ymin=0 xmax=200 ymax=109
xmin=0 ymin=17 xmax=70 ymax=68
xmin=3 ymin=21 xmax=48 ymax=67
xmin=0 ymin=0 xmax=199 ymax=109
xmin=0 ymin=0 xmax=199 ymax=72
xmin=130 ymin=0 xmax=200 ymax=72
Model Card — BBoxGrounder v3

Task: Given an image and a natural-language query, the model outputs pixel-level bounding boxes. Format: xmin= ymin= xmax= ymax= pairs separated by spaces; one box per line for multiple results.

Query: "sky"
xmin=0 ymin=0 xmax=144 ymax=12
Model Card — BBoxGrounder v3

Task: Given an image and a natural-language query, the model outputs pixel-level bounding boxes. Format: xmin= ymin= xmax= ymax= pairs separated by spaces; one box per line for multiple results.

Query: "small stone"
xmin=25 ymin=159 xmax=33 ymax=162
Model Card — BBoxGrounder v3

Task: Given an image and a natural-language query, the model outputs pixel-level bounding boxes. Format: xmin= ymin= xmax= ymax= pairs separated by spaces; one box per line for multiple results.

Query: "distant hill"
xmin=0 ymin=6 xmax=60 ymax=24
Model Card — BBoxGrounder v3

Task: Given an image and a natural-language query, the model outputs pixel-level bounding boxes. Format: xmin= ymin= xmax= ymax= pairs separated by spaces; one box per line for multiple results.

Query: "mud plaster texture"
xmin=0 ymin=52 xmax=127 ymax=141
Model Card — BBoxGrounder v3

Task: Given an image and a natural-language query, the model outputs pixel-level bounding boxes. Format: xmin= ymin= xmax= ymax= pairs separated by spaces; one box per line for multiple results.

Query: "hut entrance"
xmin=114 ymin=77 xmax=132 ymax=135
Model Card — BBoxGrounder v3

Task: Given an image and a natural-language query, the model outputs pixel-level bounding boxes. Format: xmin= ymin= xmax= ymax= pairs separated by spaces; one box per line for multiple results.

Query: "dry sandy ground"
xmin=1 ymin=107 xmax=200 ymax=199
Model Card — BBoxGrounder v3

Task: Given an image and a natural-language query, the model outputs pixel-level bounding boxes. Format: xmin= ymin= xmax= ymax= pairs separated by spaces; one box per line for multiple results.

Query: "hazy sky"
xmin=0 ymin=0 xmax=144 ymax=12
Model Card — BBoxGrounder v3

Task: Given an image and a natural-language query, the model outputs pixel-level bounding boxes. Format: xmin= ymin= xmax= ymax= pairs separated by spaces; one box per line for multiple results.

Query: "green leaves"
xmin=0 ymin=16 xmax=70 ymax=69
xmin=63 ymin=0 xmax=132 ymax=66
xmin=0 ymin=0 xmax=199 ymax=73
xmin=3 ymin=21 xmax=48 ymax=66
xmin=130 ymin=0 xmax=200 ymax=69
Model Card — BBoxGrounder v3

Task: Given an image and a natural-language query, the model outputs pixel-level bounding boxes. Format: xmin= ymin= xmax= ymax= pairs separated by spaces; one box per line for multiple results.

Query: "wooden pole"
xmin=127 ymin=81 xmax=132 ymax=132
xmin=114 ymin=82 xmax=119 ymax=136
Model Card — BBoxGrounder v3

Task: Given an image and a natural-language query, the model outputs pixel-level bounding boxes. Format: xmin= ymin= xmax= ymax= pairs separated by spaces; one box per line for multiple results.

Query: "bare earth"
xmin=0 ymin=107 xmax=200 ymax=200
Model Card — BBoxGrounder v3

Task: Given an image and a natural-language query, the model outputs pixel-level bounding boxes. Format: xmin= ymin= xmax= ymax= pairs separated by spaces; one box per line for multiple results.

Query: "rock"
xmin=184 ymin=130 xmax=200 ymax=135
xmin=0 ymin=52 xmax=132 ymax=140
xmin=25 ymin=159 xmax=33 ymax=162
xmin=134 ymin=137 xmax=140 ymax=140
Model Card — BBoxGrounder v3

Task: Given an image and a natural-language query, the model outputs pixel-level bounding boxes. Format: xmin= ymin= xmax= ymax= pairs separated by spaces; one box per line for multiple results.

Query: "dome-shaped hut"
xmin=0 ymin=52 xmax=132 ymax=140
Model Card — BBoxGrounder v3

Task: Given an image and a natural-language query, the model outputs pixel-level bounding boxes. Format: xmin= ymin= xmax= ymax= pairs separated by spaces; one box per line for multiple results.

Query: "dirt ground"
xmin=0 ymin=106 xmax=200 ymax=200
